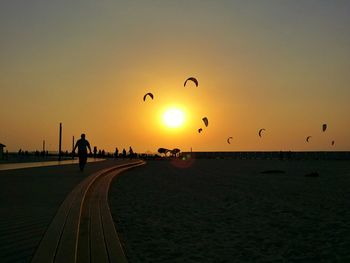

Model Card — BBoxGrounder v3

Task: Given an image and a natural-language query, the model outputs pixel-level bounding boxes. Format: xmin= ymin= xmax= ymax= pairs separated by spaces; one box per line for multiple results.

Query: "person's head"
xmin=81 ymin=133 xmax=86 ymax=139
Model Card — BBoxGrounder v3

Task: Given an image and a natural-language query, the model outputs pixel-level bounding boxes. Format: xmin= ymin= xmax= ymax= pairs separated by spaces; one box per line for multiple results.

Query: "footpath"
xmin=0 ymin=159 xmax=144 ymax=263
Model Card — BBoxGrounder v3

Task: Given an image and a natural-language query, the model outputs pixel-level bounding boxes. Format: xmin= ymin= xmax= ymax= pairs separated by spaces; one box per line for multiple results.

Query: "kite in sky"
xmin=184 ymin=77 xmax=198 ymax=87
xmin=202 ymin=117 xmax=209 ymax=127
xmin=258 ymin=128 xmax=266 ymax=138
xmin=143 ymin=92 xmax=154 ymax=101
xmin=322 ymin=124 xmax=327 ymax=132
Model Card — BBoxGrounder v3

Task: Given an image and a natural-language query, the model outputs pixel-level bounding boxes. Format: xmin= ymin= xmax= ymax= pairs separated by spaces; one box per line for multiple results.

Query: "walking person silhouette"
xmin=73 ymin=133 xmax=92 ymax=171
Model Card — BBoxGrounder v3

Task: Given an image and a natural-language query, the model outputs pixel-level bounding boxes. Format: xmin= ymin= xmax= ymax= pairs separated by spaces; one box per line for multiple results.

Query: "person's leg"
xmin=78 ymin=150 xmax=87 ymax=171
xmin=81 ymin=151 xmax=88 ymax=171
xmin=79 ymin=155 xmax=84 ymax=171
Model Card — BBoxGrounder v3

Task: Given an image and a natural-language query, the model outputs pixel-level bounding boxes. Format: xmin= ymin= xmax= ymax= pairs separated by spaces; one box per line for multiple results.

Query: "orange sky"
xmin=1 ymin=1 xmax=349 ymax=153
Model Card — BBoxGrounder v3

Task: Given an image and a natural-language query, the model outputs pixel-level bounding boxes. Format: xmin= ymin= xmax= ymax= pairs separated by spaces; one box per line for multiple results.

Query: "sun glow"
xmin=162 ymin=108 xmax=185 ymax=128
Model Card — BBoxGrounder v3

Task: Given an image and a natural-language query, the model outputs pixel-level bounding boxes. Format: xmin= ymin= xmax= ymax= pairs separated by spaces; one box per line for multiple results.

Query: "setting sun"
xmin=162 ymin=108 xmax=185 ymax=128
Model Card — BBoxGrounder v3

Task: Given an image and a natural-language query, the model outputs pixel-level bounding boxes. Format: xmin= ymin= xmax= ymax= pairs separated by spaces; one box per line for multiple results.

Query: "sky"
xmin=1 ymin=0 xmax=350 ymax=153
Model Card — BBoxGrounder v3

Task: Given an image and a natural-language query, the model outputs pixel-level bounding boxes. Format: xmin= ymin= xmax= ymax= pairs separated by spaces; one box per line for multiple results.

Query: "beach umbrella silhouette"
xmin=258 ymin=128 xmax=266 ymax=138
xmin=184 ymin=77 xmax=198 ymax=87
xmin=143 ymin=92 xmax=154 ymax=101
xmin=170 ymin=148 xmax=181 ymax=157
xmin=158 ymin=148 xmax=170 ymax=155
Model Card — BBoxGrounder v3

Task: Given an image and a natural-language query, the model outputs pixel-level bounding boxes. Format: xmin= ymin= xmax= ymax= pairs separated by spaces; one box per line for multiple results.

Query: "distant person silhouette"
xmin=114 ymin=147 xmax=119 ymax=158
xmin=122 ymin=148 xmax=126 ymax=158
xmin=129 ymin=146 xmax=134 ymax=159
xmin=93 ymin=146 xmax=97 ymax=158
xmin=73 ymin=133 xmax=92 ymax=171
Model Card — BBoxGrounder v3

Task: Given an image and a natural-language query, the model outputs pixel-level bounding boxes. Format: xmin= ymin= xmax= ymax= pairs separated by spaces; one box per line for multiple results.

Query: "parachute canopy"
xmin=198 ymin=128 xmax=203 ymax=133
xmin=143 ymin=93 xmax=154 ymax=101
xmin=306 ymin=136 xmax=312 ymax=142
xmin=258 ymin=128 xmax=266 ymax=138
xmin=322 ymin=124 xmax=327 ymax=132
xmin=202 ymin=117 xmax=208 ymax=127
xmin=227 ymin=137 xmax=233 ymax=144
xmin=331 ymin=140 xmax=335 ymax=146
xmin=184 ymin=77 xmax=198 ymax=87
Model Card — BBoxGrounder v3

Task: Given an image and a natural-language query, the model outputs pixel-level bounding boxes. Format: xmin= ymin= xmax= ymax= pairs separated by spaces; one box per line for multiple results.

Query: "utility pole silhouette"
xmin=72 ymin=135 xmax=75 ymax=160
xmin=58 ymin=123 xmax=62 ymax=161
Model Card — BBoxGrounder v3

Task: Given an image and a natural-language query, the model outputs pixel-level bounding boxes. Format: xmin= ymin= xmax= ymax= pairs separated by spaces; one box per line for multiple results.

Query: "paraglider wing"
xmin=306 ymin=136 xmax=312 ymax=142
xmin=322 ymin=124 xmax=327 ymax=132
xmin=202 ymin=117 xmax=209 ymax=127
xmin=331 ymin=140 xmax=335 ymax=146
xmin=258 ymin=128 xmax=266 ymax=138
xmin=143 ymin=92 xmax=154 ymax=101
xmin=184 ymin=77 xmax=198 ymax=87
xmin=227 ymin=137 xmax=233 ymax=144
xmin=198 ymin=128 xmax=203 ymax=133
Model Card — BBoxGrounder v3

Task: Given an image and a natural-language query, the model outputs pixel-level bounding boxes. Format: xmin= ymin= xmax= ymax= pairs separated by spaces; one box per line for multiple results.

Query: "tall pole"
xmin=43 ymin=140 xmax=45 ymax=152
xmin=59 ymin=123 xmax=62 ymax=161
xmin=72 ymin=136 xmax=75 ymax=159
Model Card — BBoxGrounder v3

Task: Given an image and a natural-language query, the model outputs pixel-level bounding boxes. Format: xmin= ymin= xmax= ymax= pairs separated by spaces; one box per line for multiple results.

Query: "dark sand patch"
xmin=261 ymin=170 xmax=285 ymax=174
xmin=304 ymin=172 xmax=320 ymax=177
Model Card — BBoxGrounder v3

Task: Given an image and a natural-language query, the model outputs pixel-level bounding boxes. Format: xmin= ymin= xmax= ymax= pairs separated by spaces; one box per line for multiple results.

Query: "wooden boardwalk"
xmin=31 ymin=160 xmax=145 ymax=263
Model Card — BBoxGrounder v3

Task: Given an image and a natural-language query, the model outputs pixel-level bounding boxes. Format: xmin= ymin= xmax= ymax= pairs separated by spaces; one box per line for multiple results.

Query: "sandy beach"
xmin=109 ymin=159 xmax=350 ymax=262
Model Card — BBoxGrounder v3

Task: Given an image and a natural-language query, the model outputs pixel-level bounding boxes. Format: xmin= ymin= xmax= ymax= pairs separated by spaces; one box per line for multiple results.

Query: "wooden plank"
xmin=54 ymin=166 xmax=117 ymax=263
xmin=90 ymin=178 xmax=109 ymax=263
xmin=31 ymin=185 xmax=78 ymax=263
xmin=100 ymin=162 xmax=145 ymax=263
xmin=76 ymin=196 xmax=91 ymax=263
xmin=31 ymin=165 xmax=119 ymax=263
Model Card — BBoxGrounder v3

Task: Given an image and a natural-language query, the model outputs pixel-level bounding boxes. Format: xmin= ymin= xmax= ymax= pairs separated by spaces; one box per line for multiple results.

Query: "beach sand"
xmin=109 ymin=159 xmax=350 ymax=262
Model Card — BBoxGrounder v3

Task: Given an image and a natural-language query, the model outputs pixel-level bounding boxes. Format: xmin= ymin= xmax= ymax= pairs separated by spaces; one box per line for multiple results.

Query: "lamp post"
xmin=58 ymin=123 xmax=62 ymax=161
xmin=72 ymin=136 xmax=75 ymax=159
